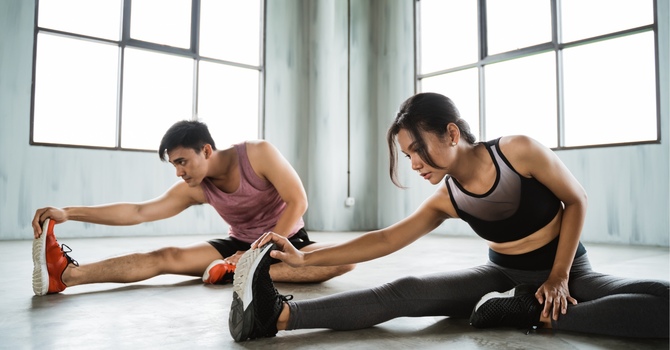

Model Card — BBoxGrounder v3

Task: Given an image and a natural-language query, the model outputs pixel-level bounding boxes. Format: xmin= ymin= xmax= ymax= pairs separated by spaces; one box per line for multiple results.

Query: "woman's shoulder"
xmin=497 ymin=135 xmax=548 ymax=157
xmin=497 ymin=135 xmax=551 ymax=176
xmin=497 ymin=135 xmax=536 ymax=149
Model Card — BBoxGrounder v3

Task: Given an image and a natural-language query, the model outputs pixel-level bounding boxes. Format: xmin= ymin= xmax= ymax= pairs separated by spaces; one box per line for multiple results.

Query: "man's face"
xmin=167 ymin=146 xmax=208 ymax=187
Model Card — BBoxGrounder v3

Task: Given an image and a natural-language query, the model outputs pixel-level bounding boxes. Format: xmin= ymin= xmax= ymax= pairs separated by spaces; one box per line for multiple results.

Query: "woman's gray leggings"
xmin=286 ymin=255 xmax=669 ymax=338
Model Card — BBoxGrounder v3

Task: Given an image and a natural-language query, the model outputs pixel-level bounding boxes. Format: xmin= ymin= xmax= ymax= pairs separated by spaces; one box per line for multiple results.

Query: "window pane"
xmin=198 ymin=62 xmax=260 ymax=146
xmin=486 ymin=0 xmax=551 ymax=55
xmin=563 ymin=32 xmax=656 ymax=147
xmin=484 ymin=53 xmax=557 ymax=147
xmin=561 ymin=0 xmax=653 ymax=43
xmin=38 ymin=0 xmax=122 ymax=40
xmin=200 ymin=0 xmax=261 ymax=65
xmin=121 ymin=48 xmax=193 ymax=150
xmin=33 ymin=33 xmax=118 ymax=147
xmin=130 ymin=0 xmax=191 ymax=48
xmin=419 ymin=0 xmax=478 ymax=73
xmin=420 ymin=69 xmax=480 ymax=140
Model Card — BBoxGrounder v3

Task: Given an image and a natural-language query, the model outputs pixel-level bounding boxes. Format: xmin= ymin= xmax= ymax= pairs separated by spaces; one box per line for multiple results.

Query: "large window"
xmin=417 ymin=0 xmax=658 ymax=149
xmin=32 ymin=0 xmax=263 ymax=151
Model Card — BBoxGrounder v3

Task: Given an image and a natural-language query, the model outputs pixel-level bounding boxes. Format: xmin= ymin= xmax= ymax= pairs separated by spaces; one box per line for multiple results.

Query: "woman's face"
xmin=397 ymin=128 xmax=453 ymax=185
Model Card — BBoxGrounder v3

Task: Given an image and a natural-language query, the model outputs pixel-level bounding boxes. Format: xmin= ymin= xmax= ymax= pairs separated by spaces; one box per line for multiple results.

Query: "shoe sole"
xmin=202 ymin=259 xmax=225 ymax=283
xmin=32 ymin=219 xmax=51 ymax=296
xmin=473 ymin=288 xmax=516 ymax=313
xmin=228 ymin=243 xmax=274 ymax=342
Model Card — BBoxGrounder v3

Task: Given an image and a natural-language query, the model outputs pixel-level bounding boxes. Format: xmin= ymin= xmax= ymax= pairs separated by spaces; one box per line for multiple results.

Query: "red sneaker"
xmin=202 ymin=259 xmax=236 ymax=284
xmin=32 ymin=219 xmax=79 ymax=295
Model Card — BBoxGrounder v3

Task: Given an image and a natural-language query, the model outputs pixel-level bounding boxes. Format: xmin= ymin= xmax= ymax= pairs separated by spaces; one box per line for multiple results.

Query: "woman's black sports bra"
xmin=445 ymin=138 xmax=561 ymax=243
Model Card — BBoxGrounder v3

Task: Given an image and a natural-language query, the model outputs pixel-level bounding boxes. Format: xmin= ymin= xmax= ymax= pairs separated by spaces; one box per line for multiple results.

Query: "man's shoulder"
xmin=244 ymin=140 xmax=279 ymax=158
xmin=243 ymin=139 xmax=272 ymax=149
xmin=169 ymin=180 xmax=207 ymax=205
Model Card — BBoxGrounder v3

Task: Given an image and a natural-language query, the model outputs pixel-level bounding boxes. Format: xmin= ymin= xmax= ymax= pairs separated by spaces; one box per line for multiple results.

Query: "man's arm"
xmin=246 ymin=140 xmax=307 ymax=237
xmin=32 ymin=181 xmax=202 ymax=237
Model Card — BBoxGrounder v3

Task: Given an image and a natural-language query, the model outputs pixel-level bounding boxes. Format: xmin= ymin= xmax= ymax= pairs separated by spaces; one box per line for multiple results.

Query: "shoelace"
xmin=524 ymin=325 xmax=539 ymax=335
xmin=279 ymin=294 xmax=294 ymax=302
xmin=60 ymin=244 xmax=79 ymax=266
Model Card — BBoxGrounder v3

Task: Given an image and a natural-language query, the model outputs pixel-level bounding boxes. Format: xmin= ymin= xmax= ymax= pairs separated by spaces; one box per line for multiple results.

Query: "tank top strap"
xmin=234 ymin=142 xmax=272 ymax=191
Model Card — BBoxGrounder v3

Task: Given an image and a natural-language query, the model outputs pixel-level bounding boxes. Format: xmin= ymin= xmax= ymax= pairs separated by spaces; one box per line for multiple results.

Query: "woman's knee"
xmin=649 ymin=280 xmax=670 ymax=299
xmin=381 ymin=275 xmax=426 ymax=296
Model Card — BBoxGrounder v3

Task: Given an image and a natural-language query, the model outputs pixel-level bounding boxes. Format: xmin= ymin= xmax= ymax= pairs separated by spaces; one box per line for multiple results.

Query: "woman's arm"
xmin=501 ymin=135 xmax=588 ymax=320
xmin=256 ymin=185 xmax=453 ymax=267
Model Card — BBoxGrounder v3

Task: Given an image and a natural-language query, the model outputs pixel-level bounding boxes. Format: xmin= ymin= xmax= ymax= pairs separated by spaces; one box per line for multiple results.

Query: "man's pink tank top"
xmin=200 ymin=142 xmax=304 ymax=243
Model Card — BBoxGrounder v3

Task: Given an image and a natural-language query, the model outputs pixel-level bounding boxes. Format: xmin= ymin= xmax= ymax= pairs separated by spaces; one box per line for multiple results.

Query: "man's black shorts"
xmin=207 ymin=228 xmax=315 ymax=264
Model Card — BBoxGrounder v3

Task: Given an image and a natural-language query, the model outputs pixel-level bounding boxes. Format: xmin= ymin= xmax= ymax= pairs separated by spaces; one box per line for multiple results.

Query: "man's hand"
xmin=253 ymin=231 xmax=306 ymax=267
xmin=223 ymin=251 xmax=246 ymax=266
xmin=535 ymin=275 xmax=578 ymax=320
xmin=32 ymin=207 xmax=68 ymax=238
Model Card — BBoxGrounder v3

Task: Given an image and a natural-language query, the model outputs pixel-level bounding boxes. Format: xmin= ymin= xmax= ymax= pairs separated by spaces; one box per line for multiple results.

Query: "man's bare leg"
xmin=61 ymin=242 xmax=223 ymax=287
xmin=269 ymin=243 xmax=355 ymax=283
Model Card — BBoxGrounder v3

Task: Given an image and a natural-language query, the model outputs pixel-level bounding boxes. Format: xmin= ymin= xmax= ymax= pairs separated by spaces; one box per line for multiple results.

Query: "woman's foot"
xmin=469 ymin=284 xmax=543 ymax=330
xmin=229 ymin=243 xmax=293 ymax=341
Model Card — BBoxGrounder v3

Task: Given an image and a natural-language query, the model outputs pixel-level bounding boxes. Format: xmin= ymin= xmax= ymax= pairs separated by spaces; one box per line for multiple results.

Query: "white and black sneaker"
xmin=228 ymin=243 xmax=293 ymax=341
xmin=470 ymin=284 xmax=543 ymax=330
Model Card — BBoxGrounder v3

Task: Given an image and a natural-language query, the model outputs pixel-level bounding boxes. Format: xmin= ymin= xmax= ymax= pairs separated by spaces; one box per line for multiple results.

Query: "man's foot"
xmin=228 ymin=243 xmax=293 ymax=341
xmin=470 ymin=284 xmax=542 ymax=330
xmin=202 ymin=259 xmax=236 ymax=284
xmin=32 ymin=219 xmax=79 ymax=296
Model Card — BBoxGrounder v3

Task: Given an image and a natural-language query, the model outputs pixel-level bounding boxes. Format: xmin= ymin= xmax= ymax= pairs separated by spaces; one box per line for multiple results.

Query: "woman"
xmin=228 ymin=92 xmax=669 ymax=341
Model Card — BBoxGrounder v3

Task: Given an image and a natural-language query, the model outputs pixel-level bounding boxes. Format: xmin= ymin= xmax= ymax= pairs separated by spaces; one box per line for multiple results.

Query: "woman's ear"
xmin=446 ymin=123 xmax=461 ymax=145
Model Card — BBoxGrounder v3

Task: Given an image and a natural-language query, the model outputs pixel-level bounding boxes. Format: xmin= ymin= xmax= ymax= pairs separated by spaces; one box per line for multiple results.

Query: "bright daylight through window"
xmin=418 ymin=0 xmax=658 ymax=149
xmin=32 ymin=0 xmax=262 ymax=151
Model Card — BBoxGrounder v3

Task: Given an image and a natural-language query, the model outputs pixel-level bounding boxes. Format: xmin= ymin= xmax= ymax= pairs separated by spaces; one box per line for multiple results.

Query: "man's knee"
xmin=150 ymin=247 xmax=185 ymax=271
xmin=337 ymin=263 xmax=356 ymax=276
xmin=321 ymin=263 xmax=356 ymax=282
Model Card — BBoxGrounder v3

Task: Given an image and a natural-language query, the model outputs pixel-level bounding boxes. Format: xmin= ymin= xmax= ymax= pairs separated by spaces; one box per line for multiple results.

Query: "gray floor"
xmin=1 ymin=231 xmax=668 ymax=350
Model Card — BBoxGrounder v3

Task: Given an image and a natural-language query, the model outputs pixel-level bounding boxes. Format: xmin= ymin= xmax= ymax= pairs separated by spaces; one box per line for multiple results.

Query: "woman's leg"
xmin=286 ymin=265 xmax=517 ymax=331
xmin=554 ymin=256 xmax=669 ymax=338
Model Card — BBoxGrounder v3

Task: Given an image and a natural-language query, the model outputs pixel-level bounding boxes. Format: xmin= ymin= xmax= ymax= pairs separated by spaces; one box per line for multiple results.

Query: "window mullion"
xmin=191 ymin=0 xmax=200 ymax=121
xmin=478 ymin=0 xmax=488 ymax=61
xmin=553 ymin=0 xmax=565 ymax=148
xmin=117 ymin=0 xmax=132 ymax=149
xmin=478 ymin=0 xmax=487 ymax=141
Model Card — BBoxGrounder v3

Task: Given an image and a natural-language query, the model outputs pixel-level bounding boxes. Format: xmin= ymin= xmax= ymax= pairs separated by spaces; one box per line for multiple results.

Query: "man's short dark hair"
xmin=158 ymin=120 xmax=217 ymax=161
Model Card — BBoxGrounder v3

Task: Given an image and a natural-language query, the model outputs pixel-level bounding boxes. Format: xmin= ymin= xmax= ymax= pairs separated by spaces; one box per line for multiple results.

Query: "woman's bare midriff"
xmin=487 ymin=209 xmax=563 ymax=255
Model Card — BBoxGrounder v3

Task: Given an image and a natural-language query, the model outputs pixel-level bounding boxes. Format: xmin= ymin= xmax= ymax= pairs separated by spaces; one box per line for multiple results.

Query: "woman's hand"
xmin=32 ymin=207 xmax=68 ymax=238
xmin=535 ymin=275 xmax=578 ymax=320
xmin=252 ymin=231 xmax=306 ymax=267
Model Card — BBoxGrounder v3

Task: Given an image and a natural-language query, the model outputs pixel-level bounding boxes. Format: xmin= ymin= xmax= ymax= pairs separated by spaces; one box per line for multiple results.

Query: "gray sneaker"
xmin=228 ymin=243 xmax=293 ymax=341
xmin=470 ymin=284 xmax=543 ymax=330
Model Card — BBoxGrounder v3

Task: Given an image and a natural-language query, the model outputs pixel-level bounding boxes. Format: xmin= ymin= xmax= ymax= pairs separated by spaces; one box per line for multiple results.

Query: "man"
xmin=31 ymin=120 xmax=354 ymax=296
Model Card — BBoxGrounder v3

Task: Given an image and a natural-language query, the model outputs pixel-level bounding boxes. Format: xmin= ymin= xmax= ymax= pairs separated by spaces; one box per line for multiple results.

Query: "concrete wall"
xmin=0 ymin=0 xmax=226 ymax=239
xmin=264 ymin=0 xmax=415 ymax=231
xmin=1 ymin=0 xmax=668 ymax=246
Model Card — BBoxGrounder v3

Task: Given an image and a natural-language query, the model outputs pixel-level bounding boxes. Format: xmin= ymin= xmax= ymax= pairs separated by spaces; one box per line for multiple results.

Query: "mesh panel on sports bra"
xmin=446 ymin=144 xmax=520 ymax=221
